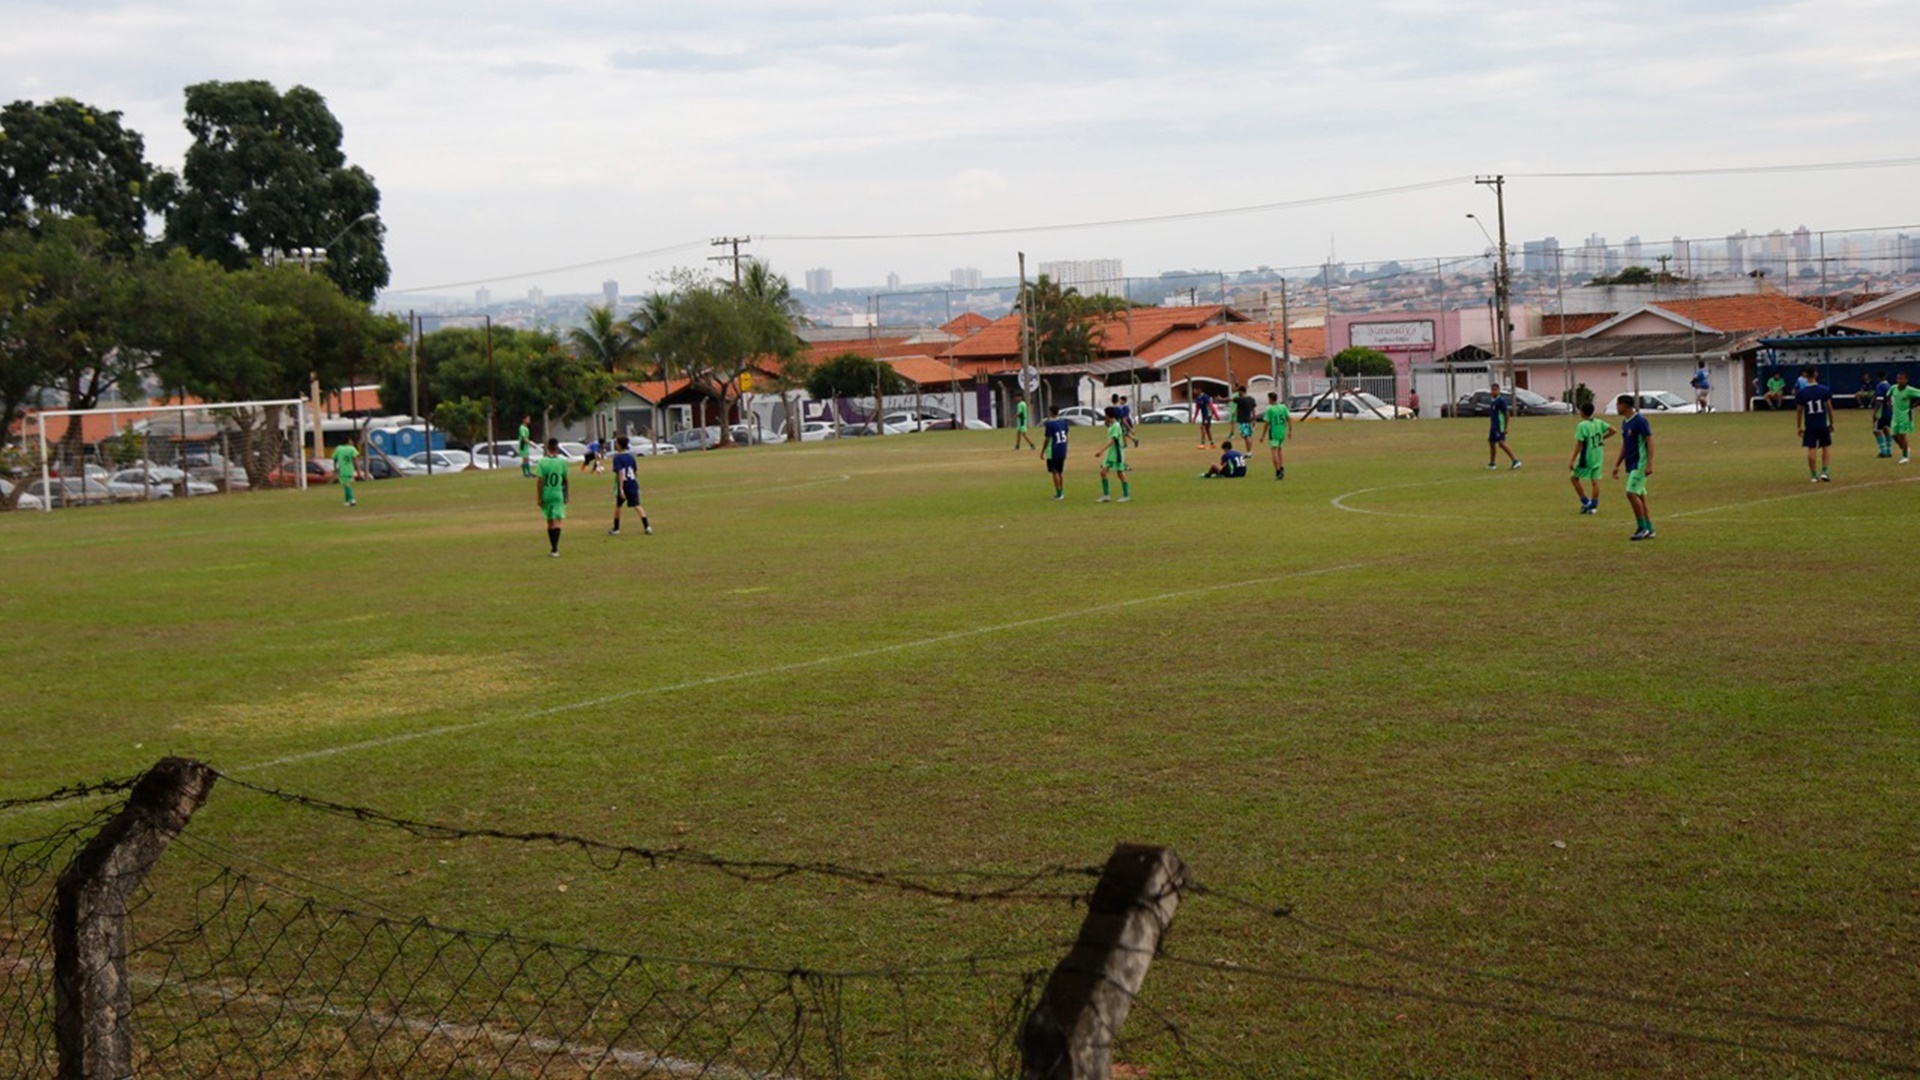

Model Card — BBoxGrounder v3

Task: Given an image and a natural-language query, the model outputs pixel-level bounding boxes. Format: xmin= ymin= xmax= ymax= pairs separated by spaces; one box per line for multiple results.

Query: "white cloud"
xmin=2 ymin=0 xmax=1917 ymax=293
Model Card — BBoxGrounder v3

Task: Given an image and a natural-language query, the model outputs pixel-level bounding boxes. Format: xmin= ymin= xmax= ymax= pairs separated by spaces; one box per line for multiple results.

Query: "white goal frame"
xmin=26 ymin=398 xmax=310 ymax=512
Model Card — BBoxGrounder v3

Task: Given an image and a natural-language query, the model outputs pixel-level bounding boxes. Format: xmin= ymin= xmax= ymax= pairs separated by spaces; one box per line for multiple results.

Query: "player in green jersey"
xmin=1096 ymin=409 xmax=1130 ymax=503
xmin=331 ymin=440 xmax=360 ymax=506
xmin=535 ymin=437 xmax=570 ymax=556
xmin=1258 ymin=392 xmax=1291 ymax=480
xmin=1012 ymin=395 xmax=1035 ymax=450
xmin=1890 ymin=372 xmax=1920 ymax=464
xmin=1566 ymin=401 xmax=1612 ymax=514
xmin=518 ymin=416 xmax=535 ymax=477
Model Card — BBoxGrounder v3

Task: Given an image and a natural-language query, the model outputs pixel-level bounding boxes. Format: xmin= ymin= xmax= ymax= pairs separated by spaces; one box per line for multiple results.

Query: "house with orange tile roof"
xmin=1752 ymin=283 xmax=1920 ymax=402
xmin=1501 ymin=293 xmax=1836 ymax=411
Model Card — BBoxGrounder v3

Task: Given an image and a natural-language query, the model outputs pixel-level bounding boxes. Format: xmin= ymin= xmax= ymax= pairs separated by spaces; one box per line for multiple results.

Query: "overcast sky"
xmin=5 ymin=0 xmax=1919 ymax=300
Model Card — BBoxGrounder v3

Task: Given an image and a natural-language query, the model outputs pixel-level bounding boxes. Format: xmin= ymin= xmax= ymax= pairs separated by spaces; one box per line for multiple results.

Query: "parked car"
xmin=26 ymin=477 xmax=115 ymax=506
xmin=0 ymin=478 xmax=45 ymax=510
xmin=1138 ymin=407 xmax=1191 ymax=424
xmin=468 ymin=441 xmax=530 ymax=467
xmin=1608 ymin=390 xmax=1699 ymax=416
xmin=623 ymin=437 xmax=679 ymax=456
xmin=779 ymin=420 xmax=838 ymax=443
xmin=1443 ymin=387 xmax=1574 ymax=417
xmin=108 ymin=465 xmax=211 ymax=496
xmin=728 ymin=424 xmax=782 ymax=445
xmin=266 ymin=458 xmax=338 ymax=487
xmin=666 ymin=427 xmax=723 ymax=453
xmin=409 ymin=450 xmax=474 ymax=472
xmin=361 ymin=455 xmax=428 ymax=480
xmin=1057 ymin=405 xmax=1105 ymax=425
xmin=103 ymin=471 xmax=176 ymax=500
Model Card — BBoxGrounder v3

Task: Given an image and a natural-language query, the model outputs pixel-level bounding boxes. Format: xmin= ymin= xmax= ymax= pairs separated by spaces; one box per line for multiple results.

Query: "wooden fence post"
xmin=1019 ymin=843 xmax=1188 ymax=1080
xmin=54 ymin=757 xmax=216 ymax=1080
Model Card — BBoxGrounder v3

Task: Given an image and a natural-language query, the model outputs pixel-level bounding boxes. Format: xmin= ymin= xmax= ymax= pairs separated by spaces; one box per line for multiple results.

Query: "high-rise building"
xmin=1623 ymin=235 xmax=1644 ymax=267
xmin=885 ymin=272 xmax=901 ymax=291
xmin=1671 ymin=237 xmax=1691 ymax=277
xmin=1522 ymin=237 xmax=1561 ymax=274
xmin=1791 ymin=225 xmax=1813 ymax=261
xmin=476 ymin=287 xmax=492 ymax=309
xmin=1726 ymin=230 xmax=1749 ymax=275
xmin=950 ymin=268 xmax=983 ymax=289
xmin=1038 ymin=258 xmax=1125 ymax=298
xmin=805 ymin=268 xmax=834 ymax=294
xmin=603 ymin=279 xmax=619 ymax=307
xmin=529 ymin=287 xmax=543 ymax=306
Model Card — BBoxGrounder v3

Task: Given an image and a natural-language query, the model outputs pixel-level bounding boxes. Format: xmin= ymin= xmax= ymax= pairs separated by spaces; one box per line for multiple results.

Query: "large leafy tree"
xmin=377 ymin=324 xmax=613 ymax=440
xmin=806 ymin=353 xmax=904 ymax=399
xmin=634 ymin=261 xmax=804 ymax=446
xmin=150 ymin=259 xmax=402 ymax=485
xmin=0 ymin=98 xmax=163 ymax=251
xmin=164 ymin=81 xmax=388 ymax=302
xmin=0 ymin=218 xmax=164 ymax=463
xmin=1327 ymin=346 xmax=1393 ymax=377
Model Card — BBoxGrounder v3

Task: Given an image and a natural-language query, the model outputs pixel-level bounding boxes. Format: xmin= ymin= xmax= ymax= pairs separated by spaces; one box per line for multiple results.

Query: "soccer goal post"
xmin=25 ymin=398 xmax=310 ymax=513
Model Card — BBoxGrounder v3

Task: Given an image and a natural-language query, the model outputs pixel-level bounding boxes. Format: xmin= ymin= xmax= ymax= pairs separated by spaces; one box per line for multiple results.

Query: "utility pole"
xmin=709 ymin=236 xmax=750 ymax=287
xmin=1280 ymin=277 xmax=1293 ymax=400
xmin=1476 ymin=175 xmax=1514 ymax=390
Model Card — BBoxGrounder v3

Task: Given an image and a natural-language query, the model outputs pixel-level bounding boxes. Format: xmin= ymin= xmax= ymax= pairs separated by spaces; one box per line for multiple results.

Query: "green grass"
xmin=3 ymin=414 xmax=1917 ymax=1077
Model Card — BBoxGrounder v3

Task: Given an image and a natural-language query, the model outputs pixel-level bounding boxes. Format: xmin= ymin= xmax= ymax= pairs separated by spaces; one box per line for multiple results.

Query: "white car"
xmin=1302 ymin=392 xmax=1412 ymax=421
xmin=1 ymin=478 xmax=45 ymax=510
xmin=110 ymin=466 xmax=219 ymax=497
xmin=1138 ymin=407 xmax=1191 ymax=424
xmin=781 ymin=421 xmax=838 ymax=443
xmin=1609 ymin=391 xmax=1699 ymax=415
xmin=409 ymin=450 xmax=474 ymax=472
xmin=468 ymin=441 xmax=530 ymax=467
xmin=627 ymin=437 xmax=678 ymax=456
xmin=1057 ymin=405 xmax=1105 ymax=425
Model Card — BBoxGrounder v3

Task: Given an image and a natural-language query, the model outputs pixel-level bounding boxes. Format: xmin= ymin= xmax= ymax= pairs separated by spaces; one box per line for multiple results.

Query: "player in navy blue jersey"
xmin=1612 ymin=395 xmax=1654 ymax=541
xmin=1485 ymin=382 xmax=1520 ymax=469
xmin=1795 ymin=368 xmax=1835 ymax=482
xmin=1041 ymin=406 xmax=1071 ymax=500
xmin=608 ymin=437 xmax=651 ymax=535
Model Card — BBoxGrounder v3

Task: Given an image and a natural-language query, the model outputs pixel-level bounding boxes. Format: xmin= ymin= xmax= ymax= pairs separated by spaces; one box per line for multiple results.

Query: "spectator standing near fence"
xmin=1097 ymin=408 xmax=1130 ymax=503
xmin=1259 ymin=392 xmax=1291 ymax=480
xmin=1872 ymin=372 xmax=1893 ymax=458
xmin=1485 ymin=382 xmax=1520 ymax=470
xmin=1568 ymin=401 xmax=1612 ymax=515
xmin=536 ymin=437 xmax=569 ymax=556
xmin=1612 ymin=395 xmax=1654 ymax=541
xmin=1796 ymin=368 xmax=1836 ymax=482
xmin=1890 ymin=372 xmax=1919 ymax=464
xmin=331 ymin=439 xmax=359 ymax=507
xmin=608 ymin=437 xmax=651 ymax=535
xmin=1690 ymin=363 xmax=1712 ymax=413
xmin=1042 ymin=406 xmax=1071 ymax=500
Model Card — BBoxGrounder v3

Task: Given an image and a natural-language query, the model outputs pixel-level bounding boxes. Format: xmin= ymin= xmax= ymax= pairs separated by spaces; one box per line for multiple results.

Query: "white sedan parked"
xmin=1609 ymin=390 xmax=1699 ymax=415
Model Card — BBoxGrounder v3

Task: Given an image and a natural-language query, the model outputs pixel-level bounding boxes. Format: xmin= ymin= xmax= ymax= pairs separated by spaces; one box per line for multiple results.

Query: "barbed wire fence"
xmin=4 ymin=758 xmax=1917 ymax=1078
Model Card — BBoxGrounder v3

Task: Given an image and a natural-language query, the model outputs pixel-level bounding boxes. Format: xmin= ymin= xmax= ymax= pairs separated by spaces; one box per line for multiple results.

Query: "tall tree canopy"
xmin=164 ymin=81 xmax=388 ymax=302
xmin=634 ymin=262 xmax=805 ymax=446
xmin=375 ymin=324 xmax=615 ymax=439
xmin=0 ymin=98 xmax=163 ymax=250
xmin=1019 ymin=274 xmax=1133 ymax=369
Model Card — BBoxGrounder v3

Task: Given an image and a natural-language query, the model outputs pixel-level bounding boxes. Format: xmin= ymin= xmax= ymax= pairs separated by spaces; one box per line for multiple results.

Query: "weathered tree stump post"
xmin=1019 ymin=843 xmax=1188 ymax=1080
xmin=54 ymin=757 xmax=216 ymax=1080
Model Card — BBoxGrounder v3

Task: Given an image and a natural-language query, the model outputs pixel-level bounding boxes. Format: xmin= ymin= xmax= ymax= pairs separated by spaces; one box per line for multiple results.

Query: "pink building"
xmin=1325 ymin=306 xmax=1527 ymax=407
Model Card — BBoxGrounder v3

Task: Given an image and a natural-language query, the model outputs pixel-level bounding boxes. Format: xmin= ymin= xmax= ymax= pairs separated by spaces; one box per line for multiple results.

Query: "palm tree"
xmin=566 ymin=303 xmax=636 ymax=375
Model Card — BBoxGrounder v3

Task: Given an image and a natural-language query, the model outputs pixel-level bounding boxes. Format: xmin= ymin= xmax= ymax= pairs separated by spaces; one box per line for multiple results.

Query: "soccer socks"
xmin=549 ymin=529 xmax=561 ymax=554
xmin=641 ymin=516 xmax=651 ymax=534
xmin=1101 ymin=478 xmax=1111 ymax=497
xmin=1120 ymin=480 xmax=1130 ymax=499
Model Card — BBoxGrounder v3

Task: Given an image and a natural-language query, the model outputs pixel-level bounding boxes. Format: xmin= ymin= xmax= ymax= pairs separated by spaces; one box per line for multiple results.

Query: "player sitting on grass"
xmin=1202 ymin=440 xmax=1247 ymax=478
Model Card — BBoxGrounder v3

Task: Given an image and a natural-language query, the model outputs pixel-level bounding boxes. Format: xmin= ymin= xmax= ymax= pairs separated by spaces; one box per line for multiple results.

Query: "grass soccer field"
xmin=3 ymin=413 xmax=1917 ymax=1077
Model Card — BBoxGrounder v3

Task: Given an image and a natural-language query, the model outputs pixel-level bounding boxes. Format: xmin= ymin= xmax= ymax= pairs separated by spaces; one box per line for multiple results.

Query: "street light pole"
xmin=1475 ymin=176 xmax=1513 ymax=390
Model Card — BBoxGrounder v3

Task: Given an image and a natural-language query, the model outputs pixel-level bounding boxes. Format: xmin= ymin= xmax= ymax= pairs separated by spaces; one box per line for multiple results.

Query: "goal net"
xmin=19 ymin=398 xmax=311 ymax=512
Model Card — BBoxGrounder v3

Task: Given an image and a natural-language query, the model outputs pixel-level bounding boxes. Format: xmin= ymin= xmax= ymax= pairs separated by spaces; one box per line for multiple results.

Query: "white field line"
xmin=1668 ymin=474 xmax=1920 ymax=518
xmin=234 ymin=561 xmax=1363 ymax=774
